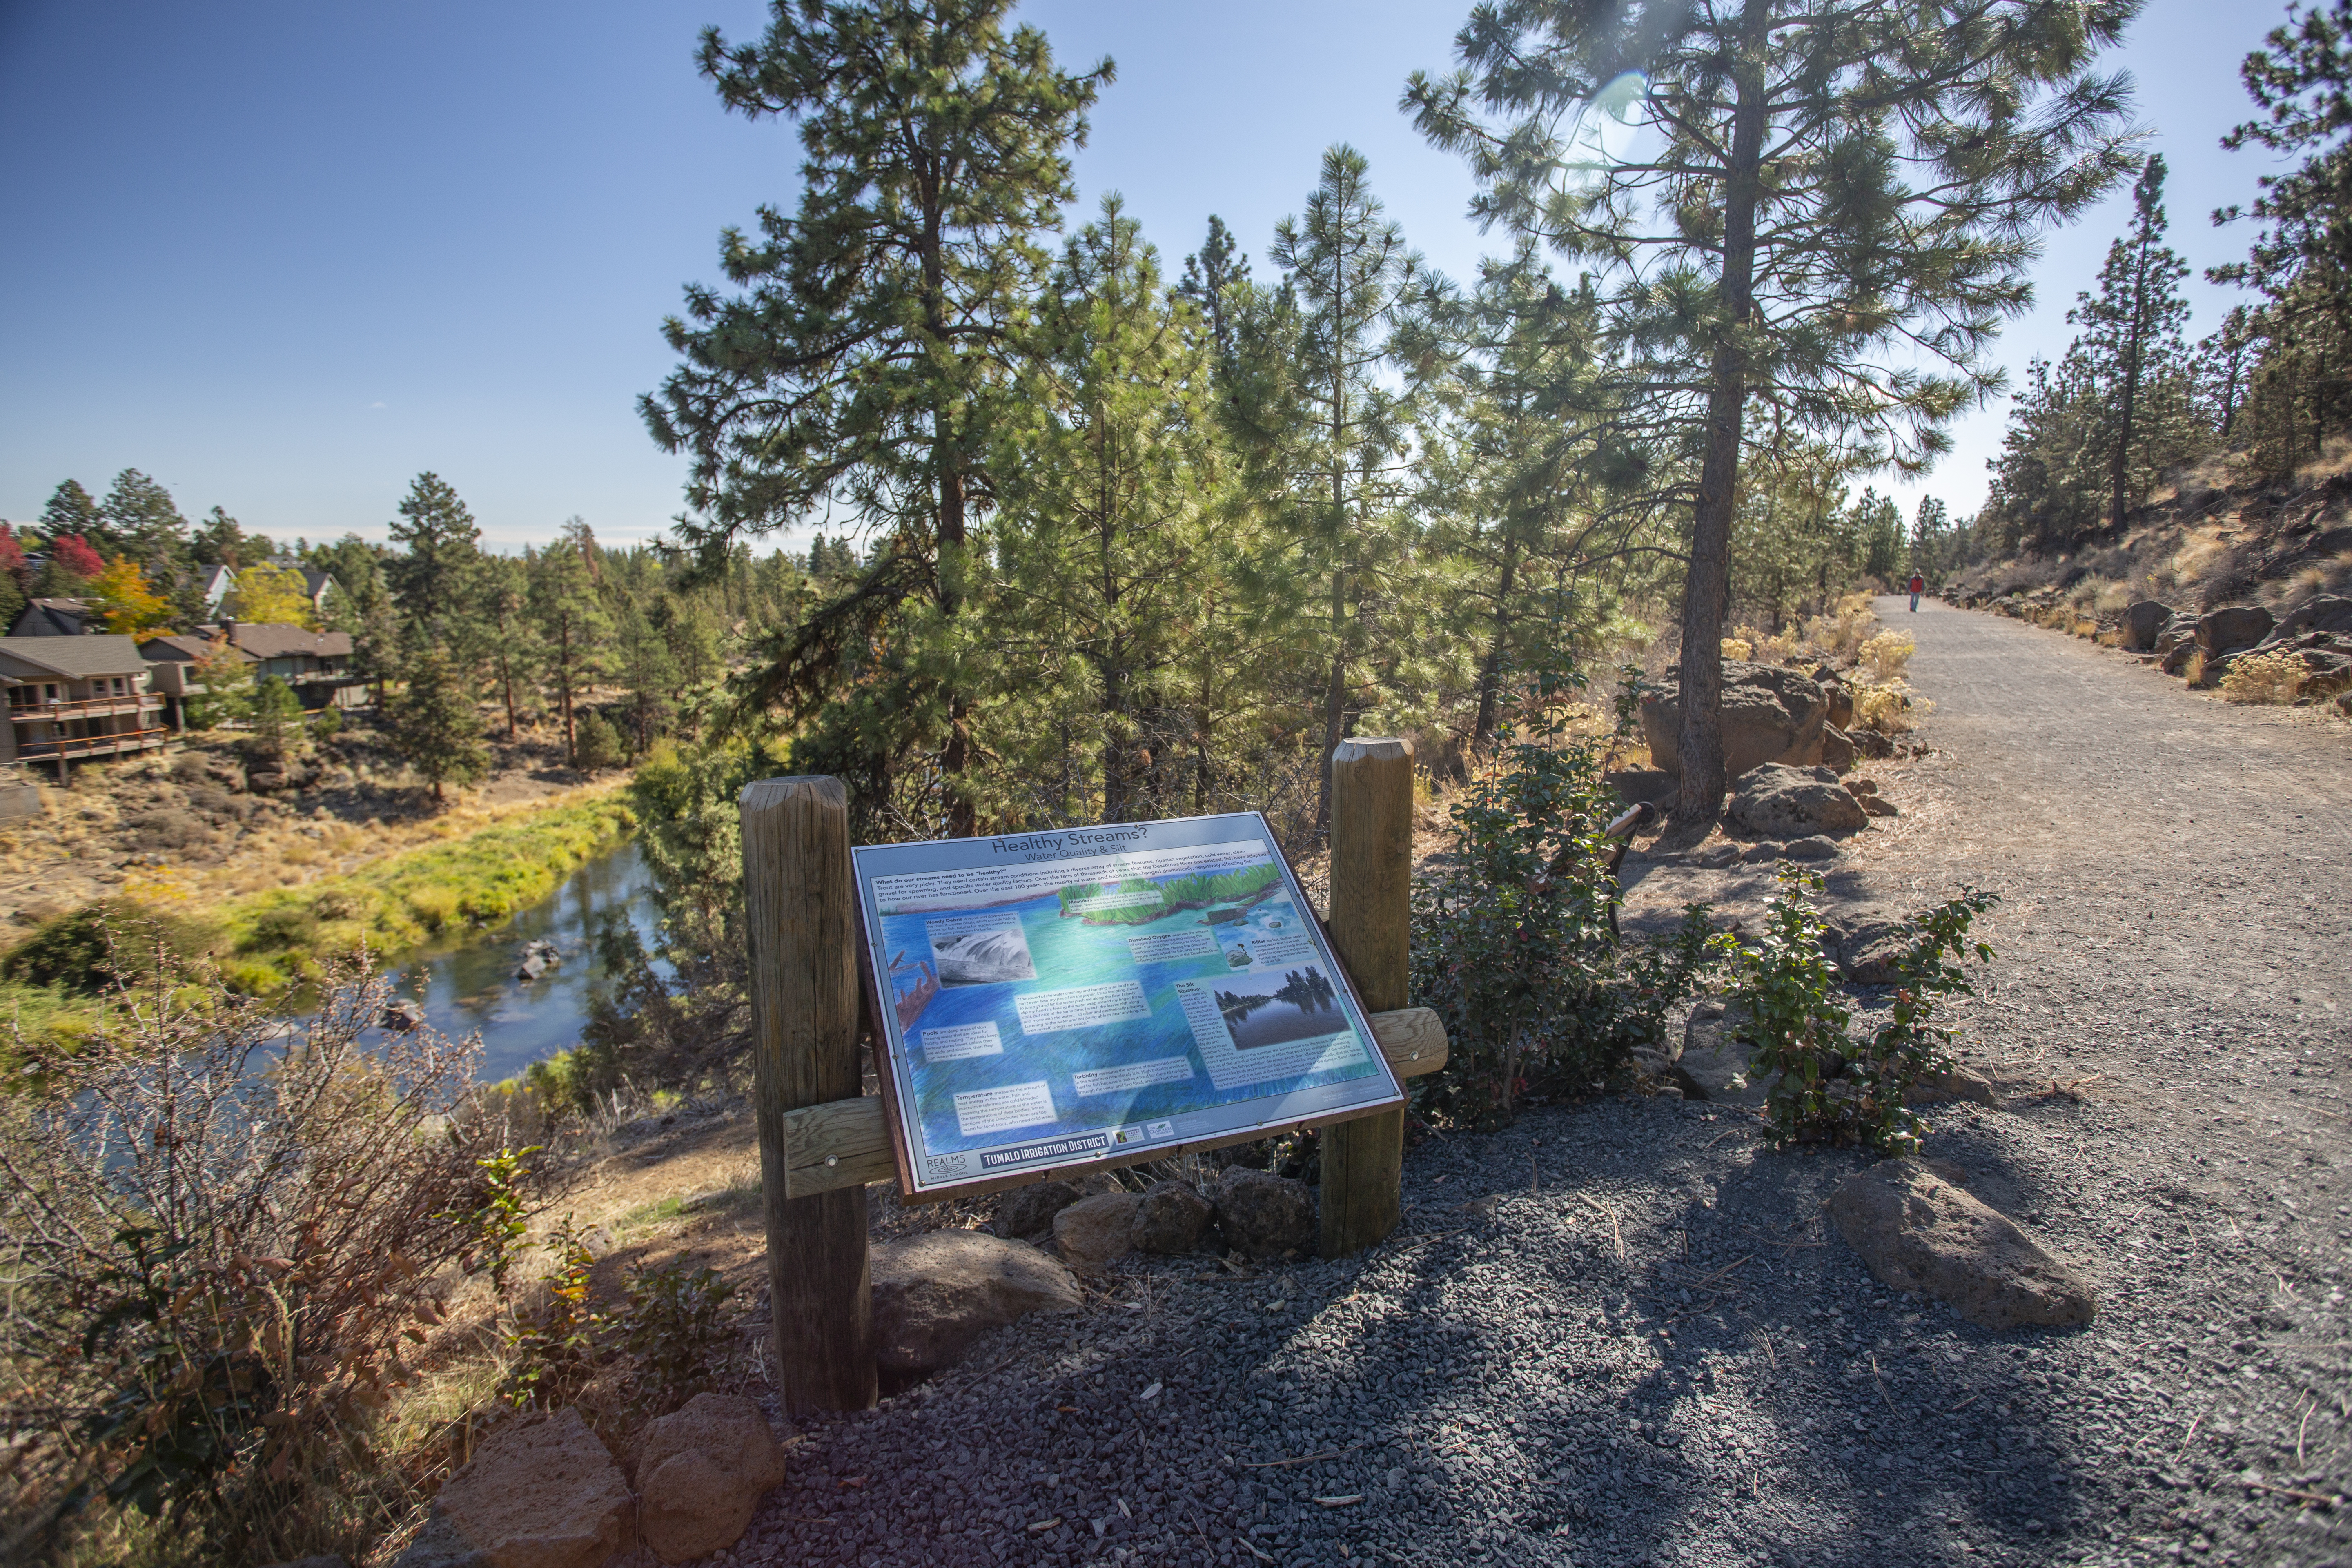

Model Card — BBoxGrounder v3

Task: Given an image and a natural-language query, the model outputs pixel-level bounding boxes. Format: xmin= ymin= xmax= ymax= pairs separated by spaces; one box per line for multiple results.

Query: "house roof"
xmin=0 ymin=634 xmax=150 ymax=679
xmin=226 ymin=623 xmax=353 ymax=659
xmin=140 ymin=634 xmax=254 ymax=664
xmin=7 ymin=598 xmax=96 ymax=637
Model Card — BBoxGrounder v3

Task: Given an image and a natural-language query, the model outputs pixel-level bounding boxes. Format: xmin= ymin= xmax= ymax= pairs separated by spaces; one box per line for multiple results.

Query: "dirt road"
xmin=727 ymin=597 xmax=2352 ymax=1568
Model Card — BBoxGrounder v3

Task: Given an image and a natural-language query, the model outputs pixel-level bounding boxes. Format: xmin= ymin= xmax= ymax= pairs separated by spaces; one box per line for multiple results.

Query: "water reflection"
xmin=377 ymin=839 xmax=664 ymax=1083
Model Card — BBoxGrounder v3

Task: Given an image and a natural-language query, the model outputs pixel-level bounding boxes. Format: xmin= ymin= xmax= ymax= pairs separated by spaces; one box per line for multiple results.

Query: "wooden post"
xmin=1321 ymin=735 xmax=1413 ymax=1258
xmin=741 ymin=775 xmax=876 ymax=1413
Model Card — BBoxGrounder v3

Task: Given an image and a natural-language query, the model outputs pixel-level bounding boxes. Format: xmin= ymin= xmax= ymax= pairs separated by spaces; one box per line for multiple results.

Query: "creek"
xmin=376 ymin=837 xmax=664 ymax=1084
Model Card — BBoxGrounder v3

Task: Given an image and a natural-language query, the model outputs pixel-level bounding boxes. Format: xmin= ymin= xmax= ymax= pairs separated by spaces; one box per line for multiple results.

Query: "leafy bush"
xmin=0 ymin=955 xmax=530 ymax=1566
xmin=1719 ymin=635 xmax=1754 ymax=660
xmin=1410 ymin=655 xmax=1715 ymax=1127
xmin=2220 ymin=650 xmax=2304 ymax=704
xmin=497 ymin=1218 xmax=601 ymax=1413
xmin=308 ymin=703 xmax=342 ymax=740
xmin=614 ymin=1261 xmax=735 ymax=1419
xmin=1850 ymin=679 xmax=1930 ymax=734
xmin=1726 ymin=867 xmax=1997 ymax=1153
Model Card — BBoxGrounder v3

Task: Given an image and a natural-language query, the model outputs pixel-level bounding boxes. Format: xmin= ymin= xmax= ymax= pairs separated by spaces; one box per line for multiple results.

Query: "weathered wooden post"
xmin=741 ymin=776 xmax=876 ymax=1412
xmin=1321 ymin=736 xmax=1413 ymax=1258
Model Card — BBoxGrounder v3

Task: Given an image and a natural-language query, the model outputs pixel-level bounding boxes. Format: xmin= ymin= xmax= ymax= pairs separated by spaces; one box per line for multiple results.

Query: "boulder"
xmin=1818 ymin=725 xmax=1857 ymax=774
xmin=1906 ymin=1065 xmax=1999 ymax=1108
xmin=2257 ymin=593 xmax=2352 ymax=646
xmin=1739 ymin=842 xmax=1784 ymax=863
xmin=1783 ymin=835 xmax=1842 ymax=860
xmin=2121 ymin=599 xmax=2178 ymax=651
xmin=1858 ymin=794 xmax=1898 ymax=818
xmin=1133 ymin=1181 xmax=1213 ymax=1255
xmin=1212 ymin=1167 xmax=1316 ymax=1260
xmin=1639 ymin=662 xmax=1829 ymax=778
xmin=990 ymin=1178 xmax=1084 ymax=1241
xmin=1822 ymin=682 xmax=1856 ymax=731
xmin=2196 ymin=604 xmax=2276 ymax=657
xmin=869 ymin=1230 xmax=1082 ymax=1377
xmin=382 ymin=998 xmax=425 ymax=1032
xmin=1686 ymin=842 xmax=1742 ymax=869
xmin=1604 ymin=768 xmax=1677 ymax=807
xmin=1826 ymin=1158 xmax=2096 ymax=1330
xmin=1678 ymin=1003 xmax=1768 ymax=1105
xmin=632 ymin=1393 xmax=788 ymax=1564
xmin=393 ymin=1408 xmax=634 ymax=1568
xmin=1850 ymin=727 xmax=1894 ymax=759
xmin=1725 ymin=763 xmax=1869 ymax=839
xmin=1052 ymin=1191 xmax=1142 ymax=1271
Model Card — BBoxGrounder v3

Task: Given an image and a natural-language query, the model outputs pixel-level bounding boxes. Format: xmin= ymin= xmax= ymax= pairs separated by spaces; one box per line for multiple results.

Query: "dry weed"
xmin=1721 ymin=636 xmax=1754 ymax=661
xmin=1858 ymin=630 xmax=1915 ymax=682
xmin=2221 ymin=652 xmax=2305 ymax=705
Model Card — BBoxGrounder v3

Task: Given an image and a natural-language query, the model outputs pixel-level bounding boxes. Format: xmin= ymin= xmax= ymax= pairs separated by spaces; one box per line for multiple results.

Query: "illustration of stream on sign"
xmin=851 ymin=812 xmax=1404 ymax=1199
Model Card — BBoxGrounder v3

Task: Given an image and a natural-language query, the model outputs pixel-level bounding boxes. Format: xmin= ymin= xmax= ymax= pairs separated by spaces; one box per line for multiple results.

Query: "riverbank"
xmin=0 ymin=784 xmax=636 ymax=1048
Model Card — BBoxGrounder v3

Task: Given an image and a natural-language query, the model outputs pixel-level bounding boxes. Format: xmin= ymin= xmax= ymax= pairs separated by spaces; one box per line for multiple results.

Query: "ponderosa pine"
xmin=1411 ymin=0 xmax=2141 ymax=820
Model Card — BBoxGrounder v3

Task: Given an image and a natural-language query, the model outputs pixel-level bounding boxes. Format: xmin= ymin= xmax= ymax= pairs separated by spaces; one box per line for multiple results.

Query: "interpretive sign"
xmin=850 ymin=812 xmax=1405 ymax=1200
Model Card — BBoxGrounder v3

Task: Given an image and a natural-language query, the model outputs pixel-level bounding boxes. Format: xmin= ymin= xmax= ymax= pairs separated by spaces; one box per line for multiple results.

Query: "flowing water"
xmin=377 ymin=837 xmax=663 ymax=1084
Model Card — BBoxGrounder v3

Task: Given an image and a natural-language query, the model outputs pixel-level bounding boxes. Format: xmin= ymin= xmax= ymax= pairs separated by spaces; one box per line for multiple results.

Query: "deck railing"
xmin=7 ymin=693 xmax=164 ymax=724
xmin=16 ymin=726 xmax=172 ymax=761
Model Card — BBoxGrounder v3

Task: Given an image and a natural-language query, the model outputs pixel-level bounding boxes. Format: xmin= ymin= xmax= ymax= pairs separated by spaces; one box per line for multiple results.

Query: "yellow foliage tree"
xmin=87 ymin=556 xmax=170 ymax=637
xmin=232 ymin=561 xmax=316 ymax=628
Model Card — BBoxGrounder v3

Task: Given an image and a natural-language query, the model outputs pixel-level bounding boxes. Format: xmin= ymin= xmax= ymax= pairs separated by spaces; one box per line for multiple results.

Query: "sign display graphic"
xmin=851 ymin=813 xmax=1404 ymax=1198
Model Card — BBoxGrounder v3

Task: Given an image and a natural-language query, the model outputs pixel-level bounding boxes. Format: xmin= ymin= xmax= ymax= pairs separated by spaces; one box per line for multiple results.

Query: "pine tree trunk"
xmin=1471 ymin=530 xmax=1522 ymax=754
xmin=1674 ymin=33 xmax=1769 ymax=826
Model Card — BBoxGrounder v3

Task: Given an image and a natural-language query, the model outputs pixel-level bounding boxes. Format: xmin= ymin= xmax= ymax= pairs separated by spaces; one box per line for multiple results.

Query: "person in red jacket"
xmin=1908 ymin=570 xmax=1925 ymax=612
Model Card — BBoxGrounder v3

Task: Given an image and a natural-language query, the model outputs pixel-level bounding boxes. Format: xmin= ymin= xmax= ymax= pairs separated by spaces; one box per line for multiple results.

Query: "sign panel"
xmin=851 ymin=812 xmax=1404 ymax=1199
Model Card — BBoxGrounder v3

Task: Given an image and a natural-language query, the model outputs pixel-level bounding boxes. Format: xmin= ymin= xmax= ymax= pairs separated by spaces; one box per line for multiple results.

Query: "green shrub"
xmin=309 ymin=703 xmax=343 ymax=740
xmin=1727 ymin=866 xmax=1996 ymax=1152
xmin=615 ymin=1261 xmax=735 ymax=1419
xmin=0 ymin=899 xmax=215 ymax=994
xmin=1410 ymin=653 xmax=1715 ymax=1127
xmin=574 ymin=710 xmax=625 ymax=772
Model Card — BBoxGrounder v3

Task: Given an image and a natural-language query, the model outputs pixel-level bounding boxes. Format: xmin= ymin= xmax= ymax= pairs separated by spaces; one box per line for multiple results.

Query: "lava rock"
xmin=381 ymin=998 xmax=425 ymax=1032
xmin=1826 ymin=1157 xmax=2096 ymax=1330
xmin=1819 ymin=724 xmax=1857 ymax=773
xmin=991 ymin=1179 xmax=1083 ymax=1241
xmin=633 ymin=1393 xmax=788 ymax=1564
xmin=1725 ymin=763 xmax=1869 ymax=838
xmin=1133 ymin=1181 xmax=1213 ymax=1255
xmin=869 ymin=1230 xmax=1083 ymax=1378
xmin=1783 ymin=834 xmax=1842 ymax=860
xmin=2122 ymin=599 xmax=2179 ymax=652
xmin=2196 ymin=604 xmax=2276 ymax=658
xmin=1604 ymin=767 xmax=1677 ymax=807
xmin=392 ymin=1408 xmax=634 ymax=1568
xmin=1639 ymin=662 xmax=1830 ymax=779
xmin=1212 ymin=1166 xmax=1316 ymax=1260
xmin=1906 ymin=1065 xmax=1999 ymax=1107
xmin=1053 ymin=1191 xmax=1142 ymax=1271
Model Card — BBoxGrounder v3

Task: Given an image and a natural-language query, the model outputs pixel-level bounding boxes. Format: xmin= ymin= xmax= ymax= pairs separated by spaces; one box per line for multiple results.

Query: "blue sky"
xmin=0 ymin=0 xmax=2303 ymax=552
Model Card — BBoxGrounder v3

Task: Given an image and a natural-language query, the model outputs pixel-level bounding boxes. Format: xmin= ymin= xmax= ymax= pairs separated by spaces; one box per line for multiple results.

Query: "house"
xmin=0 ymin=635 xmax=168 ymax=779
xmin=221 ymin=620 xmax=365 ymax=709
xmin=197 ymin=562 xmax=236 ymax=615
xmin=7 ymin=597 xmax=98 ymax=637
xmin=138 ymin=633 xmax=258 ymax=728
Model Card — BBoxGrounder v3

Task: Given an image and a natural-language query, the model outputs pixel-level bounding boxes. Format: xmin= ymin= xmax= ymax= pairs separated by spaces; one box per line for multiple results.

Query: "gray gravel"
xmin=720 ymin=597 xmax=2352 ymax=1568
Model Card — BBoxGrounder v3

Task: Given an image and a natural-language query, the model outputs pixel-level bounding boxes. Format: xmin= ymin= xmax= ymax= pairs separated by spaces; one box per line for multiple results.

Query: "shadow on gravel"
xmin=1321 ymin=1101 xmax=2107 ymax=1565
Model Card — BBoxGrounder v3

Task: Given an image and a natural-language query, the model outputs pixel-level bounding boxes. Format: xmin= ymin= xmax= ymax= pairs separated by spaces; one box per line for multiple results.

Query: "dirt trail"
xmin=696 ymin=597 xmax=2352 ymax=1568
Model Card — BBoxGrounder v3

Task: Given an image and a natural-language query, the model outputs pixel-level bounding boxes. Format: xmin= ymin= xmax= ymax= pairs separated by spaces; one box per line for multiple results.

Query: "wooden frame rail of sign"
xmin=742 ymin=738 xmax=1430 ymax=1414
xmin=849 ymin=808 xmax=1408 ymax=1205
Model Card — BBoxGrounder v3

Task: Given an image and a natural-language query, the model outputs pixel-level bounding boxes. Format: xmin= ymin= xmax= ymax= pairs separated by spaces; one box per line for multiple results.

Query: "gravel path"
xmin=725 ymin=596 xmax=2352 ymax=1568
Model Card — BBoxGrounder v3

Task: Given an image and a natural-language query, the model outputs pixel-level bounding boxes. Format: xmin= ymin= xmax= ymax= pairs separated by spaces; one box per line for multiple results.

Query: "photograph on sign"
xmin=850 ymin=812 xmax=1403 ymax=1198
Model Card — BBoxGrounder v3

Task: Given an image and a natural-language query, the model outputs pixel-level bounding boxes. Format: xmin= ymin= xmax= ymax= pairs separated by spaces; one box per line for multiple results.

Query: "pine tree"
xmin=97 ymin=469 xmax=189 ymax=589
xmin=385 ymin=472 xmax=481 ymax=639
xmin=1266 ymin=145 xmax=1431 ymax=830
xmin=991 ymin=196 xmax=1230 ymax=822
xmin=642 ymin=0 xmax=1110 ymax=837
xmin=40 ymin=480 xmax=101 ymax=547
xmin=1411 ymin=0 xmax=2140 ymax=819
xmin=2069 ymin=156 xmax=2196 ymax=530
xmin=528 ymin=521 xmax=610 ymax=766
xmin=477 ymin=554 xmax=535 ymax=738
xmin=387 ymin=647 xmax=488 ymax=805
xmin=1178 ymin=214 xmax=1252 ymax=368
